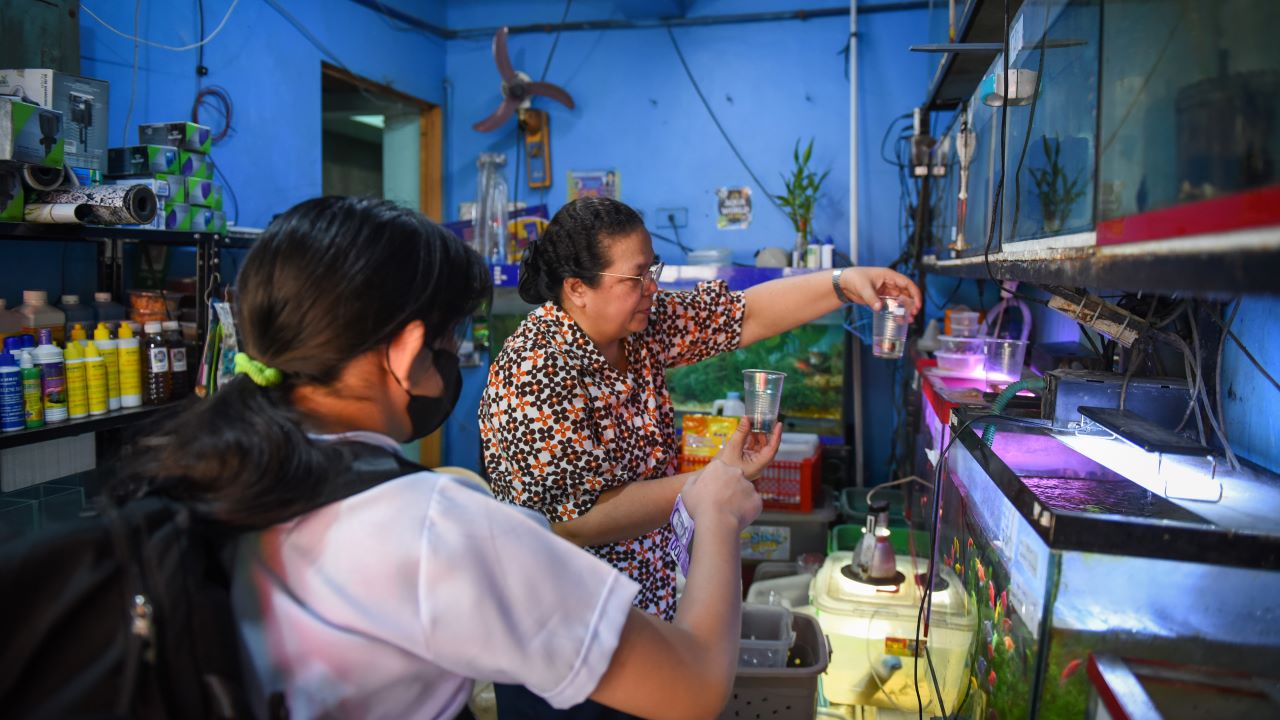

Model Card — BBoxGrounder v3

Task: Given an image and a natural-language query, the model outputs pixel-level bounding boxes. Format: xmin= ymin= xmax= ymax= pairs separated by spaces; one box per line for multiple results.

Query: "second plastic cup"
xmin=872 ymin=296 xmax=909 ymax=359
xmin=742 ymin=369 xmax=786 ymax=433
xmin=985 ymin=338 xmax=1028 ymax=382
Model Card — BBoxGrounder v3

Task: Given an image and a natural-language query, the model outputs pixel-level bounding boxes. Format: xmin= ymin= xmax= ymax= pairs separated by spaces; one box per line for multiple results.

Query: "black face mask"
xmin=391 ymin=347 xmax=462 ymax=442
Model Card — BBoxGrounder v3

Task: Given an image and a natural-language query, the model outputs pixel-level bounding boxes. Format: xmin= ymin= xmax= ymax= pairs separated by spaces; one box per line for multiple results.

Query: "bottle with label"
xmin=142 ymin=321 xmax=172 ymax=405
xmin=20 ymin=350 xmax=43 ymax=428
xmin=64 ymin=340 xmax=88 ymax=419
xmin=93 ymin=323 xmax=121 ymax=410
xmin=162 ymin=321 xmax=190 ymax=400
xmin=0 ymin=299 xmax=24 ymax=344
xmin=84 ymin=341 xmax=108 ymax=416
xmin=820 ymin=238 xmax=835 ymax=269
xmin=59 ymin=295 xmax=95 ymax=343
xmin=711 ymin=391 xmax=747 ymax=417
xmin=0 ymin=351 xmax=24 ymax=432
xmin=91 ymin=292 xmax=127 ymax=336
xmin=117 ymin=323 xmax=142 ymax=408
xmin=33 ymin=329 xmax=67 ymax=423
xmin=17 ymin=290 xmax=66 ymax=347
xmin=69 ymin=323 xmax=89 ymax=347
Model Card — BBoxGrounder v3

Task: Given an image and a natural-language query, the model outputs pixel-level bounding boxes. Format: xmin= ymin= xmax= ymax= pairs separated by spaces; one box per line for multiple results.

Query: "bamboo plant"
xmin=1028 ymin=135 xmax=1085 ymax=234
xmin=774 ymin=138 xmax=830 ymax=253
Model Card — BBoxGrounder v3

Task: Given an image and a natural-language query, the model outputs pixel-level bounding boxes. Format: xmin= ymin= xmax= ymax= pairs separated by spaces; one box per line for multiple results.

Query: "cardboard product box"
xmin=186 ymin=177 xmax=222 ymax=209
xmin=157 ymin=173 xmax=185 ymax=203
xmin=108 ymin=145 xmax=179 ymax=177
xmin=191 ymin=208 xmax=226 ymax=235
xmin=179 ymin=150 xmax=212 ymax=180
xmin=69 ymin=166 xmax=103 ymax=186
xmin=163 ymin=202 xmax=192 ymax=231
xmin=0 ymin=69 xmax=109 ymax=171
xmin=0 ymin=97 xmax=64 ymax=167
xmin=138 ymin=121 xmax=212 ymax=154
xmin=0 ymin=167 xmax=22 ymax=221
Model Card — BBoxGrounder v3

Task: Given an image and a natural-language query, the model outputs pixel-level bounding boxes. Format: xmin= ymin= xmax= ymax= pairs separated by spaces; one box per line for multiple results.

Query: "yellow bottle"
xmin=70 ymin=323 xmax=88 ymax=347
xmin=64 ymin=340 xmax=88 ymax=419
xmin=118 ymin=322 xmax=142 ymax=408
xmin=84 ymin=341 xmax=108 ymax=415
xmin=93 ymin=323 xmax=121 ymax=411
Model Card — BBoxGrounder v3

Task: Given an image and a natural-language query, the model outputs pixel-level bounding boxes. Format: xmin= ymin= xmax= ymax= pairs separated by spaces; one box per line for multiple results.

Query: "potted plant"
xmin=774 ymin=138 xmax=830 ymax=259
xmin=1028 ymin=135 xmax=1085 ymax=234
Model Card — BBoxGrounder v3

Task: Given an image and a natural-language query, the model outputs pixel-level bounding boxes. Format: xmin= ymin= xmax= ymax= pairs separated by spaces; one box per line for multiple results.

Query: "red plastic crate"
xmin=679 ymin=450 xmax=822 ymax=512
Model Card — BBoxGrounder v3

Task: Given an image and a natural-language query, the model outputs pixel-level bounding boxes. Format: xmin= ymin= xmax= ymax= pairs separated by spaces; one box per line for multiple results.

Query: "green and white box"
xmin=186 ymin=177 xmax=222 ymax=209
xmin=108 ymin=145 xmax=179 ymax=177
xmin=0 ymin=69 xmax=109 ymax=171
xmin=191 ymin=208 xmax=226 ymax=234
xmin=0 ymin=96 xmax=64 ymax=167
xmin=163 ymin=202 xmax=192 ymax=231
xmin=179 ymin=150 xmax=213 ymax=180
xmin=138 ymin=121 xmax=211 ymax=154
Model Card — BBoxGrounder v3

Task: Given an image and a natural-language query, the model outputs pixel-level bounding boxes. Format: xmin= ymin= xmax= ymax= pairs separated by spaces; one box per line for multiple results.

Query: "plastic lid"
xmin=144 ymin=321 xmax=163 ymax=334
xmin=37 ymin=328 xmax=52 ymax=345
xmin=3 ymin=337 xmax=19 ymax=354
xmin=20 ymin=334 xmax=35 ymax=348
xmin=0 ymin=351 xmax=15 ymax=369
xmin=84 ymin=342 xmax=101 ymax=359
xmin=61 ymin=294 xmax=80 ymax=305
xmin=94 ymin=292 xmax=112 ymax=303
xmin=869 ymin=500 xmax=891 ymax=514
xmin=94 ymin=323 xmax=112 ymax=341
xmin=118 ymin=323 xmax=135 ymax=339
xmin=65 ymin=341 xmax=82 ymax=361
xmin=19 ymin=350 xmax=33 ymax=369
xmin=727 ymin=391 xmax=742 ymax=400
xmin=23 ymin=290 xmax=48 ymax=304
xmin=71 ymin=324 xmax=87 ymax=341
xmin=162 ymin=320 xmax=180 ymax=331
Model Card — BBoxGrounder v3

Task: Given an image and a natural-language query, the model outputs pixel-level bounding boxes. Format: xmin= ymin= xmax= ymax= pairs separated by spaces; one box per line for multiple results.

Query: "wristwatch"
xmin=831 ymin=268 xmax=855 ymax=305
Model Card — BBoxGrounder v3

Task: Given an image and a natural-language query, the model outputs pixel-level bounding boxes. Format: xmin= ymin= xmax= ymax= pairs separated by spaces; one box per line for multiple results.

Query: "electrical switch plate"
xmin=656 ymin=207 xmax=687 ymax=228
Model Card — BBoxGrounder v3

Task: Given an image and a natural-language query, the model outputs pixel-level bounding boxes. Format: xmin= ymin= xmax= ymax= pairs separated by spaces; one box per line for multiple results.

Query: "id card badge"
xmin=667 ymin=495 xmax=695 ymax=577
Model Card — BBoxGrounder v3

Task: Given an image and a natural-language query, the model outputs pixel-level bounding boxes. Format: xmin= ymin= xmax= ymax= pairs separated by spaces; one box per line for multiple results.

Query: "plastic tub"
xmin=985 ymin=338 xmax=1029 ymax=382
xmin=947 ymin=310 xmax=981 ymax=337
xmin=935 ymin=351 xmax=987 ymax=377
xmin=739 ymin=603 xmax=796 ymax=668
xmin=720 ymin=612 xmax=830 ymax=720
xmin=745 ymin=573 xmax=812 ymax=609
xmin=937 ymin=335 xmax=985 ymax=354
xmin=741 ymin=490 xmax=836 ymax=563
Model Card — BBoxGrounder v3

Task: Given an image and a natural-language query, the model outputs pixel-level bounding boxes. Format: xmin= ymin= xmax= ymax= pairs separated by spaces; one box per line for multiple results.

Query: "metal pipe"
xmin=850 ymin=0 xmax=865 ymax=487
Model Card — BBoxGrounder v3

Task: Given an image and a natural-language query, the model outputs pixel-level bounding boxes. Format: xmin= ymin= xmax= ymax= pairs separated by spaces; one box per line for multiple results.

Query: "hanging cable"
xmin=83 ymin=0 xmax=241 ymax=52
xmin=540 ymin=0 xmax=575 ymax=82
xmin=122 ymin=0 xmax=141 ymax=147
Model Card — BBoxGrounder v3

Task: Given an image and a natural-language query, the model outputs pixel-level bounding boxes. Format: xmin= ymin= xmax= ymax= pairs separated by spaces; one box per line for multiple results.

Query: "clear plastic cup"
xmin=985 ymin=338 xmax=1028 ymax=382
xmin=742 ymin=369 xmax=786 ymax=433
xmin=872 ymin=296 xmax=909 ymax=359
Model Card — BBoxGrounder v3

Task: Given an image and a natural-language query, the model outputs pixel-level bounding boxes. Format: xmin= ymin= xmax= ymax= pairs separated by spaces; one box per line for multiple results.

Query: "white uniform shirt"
xmin=232 ymin=432 xmax=640 ymax=719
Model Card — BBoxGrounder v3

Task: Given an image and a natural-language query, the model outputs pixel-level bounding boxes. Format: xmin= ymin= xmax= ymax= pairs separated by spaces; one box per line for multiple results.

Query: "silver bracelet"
xmin=831 ymin=268 xmax=855 ymax=305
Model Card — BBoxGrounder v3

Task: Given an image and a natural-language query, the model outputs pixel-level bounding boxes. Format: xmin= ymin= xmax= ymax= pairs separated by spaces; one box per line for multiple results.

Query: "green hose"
xmin=982 ymin=377 xmax=1047 ymax=446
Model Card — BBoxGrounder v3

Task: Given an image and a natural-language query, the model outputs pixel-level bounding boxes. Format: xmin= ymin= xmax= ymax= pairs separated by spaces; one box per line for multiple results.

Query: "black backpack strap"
xmin=297 ymin=441 xmax=430 ymax=516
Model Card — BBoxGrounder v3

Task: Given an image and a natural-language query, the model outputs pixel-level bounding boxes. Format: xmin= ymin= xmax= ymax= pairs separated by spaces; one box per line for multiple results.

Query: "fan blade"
xmin=493 ymin=27 xmax=517 ymax=83
xmin=527 ymin=82 xmax=575 ymax=110
xmin=473 ymin=97 xmax=521 ymax=132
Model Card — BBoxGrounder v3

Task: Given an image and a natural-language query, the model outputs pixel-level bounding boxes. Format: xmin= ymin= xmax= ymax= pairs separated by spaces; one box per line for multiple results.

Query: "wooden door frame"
xmin=321 ymin=63 xmax=443 ymax=221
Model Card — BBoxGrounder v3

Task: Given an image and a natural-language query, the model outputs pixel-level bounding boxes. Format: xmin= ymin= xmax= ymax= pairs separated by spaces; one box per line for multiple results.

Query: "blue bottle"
xmin=0 ymin=351 xmax=24 ymax=432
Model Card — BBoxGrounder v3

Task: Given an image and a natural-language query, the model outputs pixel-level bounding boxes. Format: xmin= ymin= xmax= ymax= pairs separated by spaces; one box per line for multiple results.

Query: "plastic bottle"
xmin=59 ymin=295 xmax=95 ymax=343
xmin=17 ymin=290 xmax=66 ymax=347
xmin=142 ymin=321 xmax=171 ymax=405
xmin=20 ymin=350 xmax=43 ymax=428
xmin=3 ymin=336 xmax=21 ymax=357
xmin=84 ymin=341 xmax=108 ymax=416
xmin=117 ymin=323 xmax=142 ymax=408
xmin=69 ymin=323 xmax=89 ymax=347
xmin=91 ymin=292 xmax=127 ymax=336
xmin=712 ymin=391 xmax=747 ymax=417
xmin=0 ymin=298 xmax=24 ymax=344
xmin=19 ymin=333 xmax=35 ymax=351
xmin=0 ymin=351 xmax=24 ymax=432
xmin=64 ymin=340 xmax=88 ymax=420
xmin=162 ymin=320 xmax=190 ymax=400
xmin=93 ymin=323 xmax=121 ymax=411
xmin=820 ymin=238 xmax=835 ymax=269
xmin=33 ymin=329 xmax=67 ymax=423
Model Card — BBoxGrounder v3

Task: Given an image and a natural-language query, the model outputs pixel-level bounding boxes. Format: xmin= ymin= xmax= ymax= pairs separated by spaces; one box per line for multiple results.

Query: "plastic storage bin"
xmin=745 ymin=573 xmax=811 ymax=610
xmin=739 ymin=603 xmax=795 ymax=668
xmin=740 ymin=490 xmax=836 ymax=563
xmin=719 ymin=612 xmax=830 ymax=720
xmin=682 ymin=446 xmax=822 ymax=511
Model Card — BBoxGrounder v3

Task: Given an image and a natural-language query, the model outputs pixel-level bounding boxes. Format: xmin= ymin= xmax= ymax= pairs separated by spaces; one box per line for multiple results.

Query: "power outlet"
xmin=656 ymin=207 xmax=688 ymax=229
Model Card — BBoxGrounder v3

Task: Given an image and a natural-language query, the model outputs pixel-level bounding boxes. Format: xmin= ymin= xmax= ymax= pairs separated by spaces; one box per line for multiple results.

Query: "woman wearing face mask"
xmin=480 ymin=197 xmax=921 ymax=718
xmin=114 ymin=197 xmax=777 ymax=719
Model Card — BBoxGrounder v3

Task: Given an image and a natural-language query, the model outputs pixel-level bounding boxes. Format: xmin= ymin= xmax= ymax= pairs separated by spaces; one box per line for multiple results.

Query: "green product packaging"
xmin=0 ymin=168 xmax=22 ymax=221
xmin=138 ymin=121 xmax=212 ymax=153
xmin=105 ymin=176 xmax=172 ymax=205
xmin=191 ymin=208 xmax=227 ymax=235
xmin=164 ymin=202 xmax=193 ymax=231
xmin=186 ymin=177 xmax=222 ymax=209
xmin=0 ymin=96 xmax=64 ymax=167
xmin=179 ymin=150 xmax=213 ymax=180
xmin=107 ymin=145 xmax=179 ymax=176
xmin=0 ymin=69 xmax=110 ymax=171
xmin=158 ymin=173 xmax=186 ymax=203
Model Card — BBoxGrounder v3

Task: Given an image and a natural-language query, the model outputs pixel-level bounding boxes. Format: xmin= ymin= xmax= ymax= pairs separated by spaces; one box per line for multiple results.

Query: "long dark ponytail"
xmin=114 ymin=197 xmax=490 ymax=526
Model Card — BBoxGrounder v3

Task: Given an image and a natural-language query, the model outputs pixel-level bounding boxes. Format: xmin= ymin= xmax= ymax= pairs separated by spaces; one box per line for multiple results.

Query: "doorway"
xmin=319 ymin=64 xmax=442 ymax=219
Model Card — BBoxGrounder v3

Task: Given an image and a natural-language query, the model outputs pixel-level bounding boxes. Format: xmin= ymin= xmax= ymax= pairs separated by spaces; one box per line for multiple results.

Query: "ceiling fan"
xmin=472 ymin=27 xmax=575 ymax=132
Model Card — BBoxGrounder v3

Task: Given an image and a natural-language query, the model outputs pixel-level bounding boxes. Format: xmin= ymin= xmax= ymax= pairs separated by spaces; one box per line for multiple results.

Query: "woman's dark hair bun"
xmin=517 ymin=197 xmax=645 ymax=306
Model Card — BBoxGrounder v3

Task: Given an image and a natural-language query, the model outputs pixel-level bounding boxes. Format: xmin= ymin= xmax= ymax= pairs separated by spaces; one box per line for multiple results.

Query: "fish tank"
xmin=1001 ymin=0 xmax=1100 ymax=242
xmin=934 ymin=410 xmax=1280 ymax=719
xmin=1097 ymin=0 xmax=1280 ymax=227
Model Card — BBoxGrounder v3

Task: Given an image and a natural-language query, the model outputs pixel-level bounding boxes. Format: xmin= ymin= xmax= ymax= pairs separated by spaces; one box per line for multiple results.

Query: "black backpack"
xmin=0 ymin=442 xmax=427 ymax=720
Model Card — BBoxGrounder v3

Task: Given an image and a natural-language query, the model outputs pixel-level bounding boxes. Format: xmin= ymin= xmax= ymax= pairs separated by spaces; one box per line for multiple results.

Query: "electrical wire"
xmin=540 ymin=0 xmax=575 ymax=83
xmin=214 ymin=163 xmax=240 ymax=225
xmin=1187 ymin=307 xmax=1238 ymax=469
xmin=1215 ymin=300 xmax=1239 ymax=459
xmin=83 ymin=0 xmax=241 ymax=52
xmin=122 ymin=0 xmax=141 ymax=147
xmin=263 ymin=0 xmax=350 ymax=70
xmin=192 ymin=85 xmax=234 ymax=143
xmin=1210 ymin=304 xmax=1280 ymax=393
xmin=981 ymin=0 xmax=1011 ymax=286
xmin=665 ymin=26 xmax=781 ymax=210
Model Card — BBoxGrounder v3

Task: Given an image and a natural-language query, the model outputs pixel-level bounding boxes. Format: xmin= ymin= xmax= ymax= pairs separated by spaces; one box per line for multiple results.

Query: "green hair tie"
xmin=234 ymin=352 xmax=284 ymax=388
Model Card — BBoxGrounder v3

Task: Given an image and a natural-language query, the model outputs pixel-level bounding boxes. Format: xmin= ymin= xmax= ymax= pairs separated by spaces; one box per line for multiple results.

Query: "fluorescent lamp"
xmin=351 ymin=114 xmax=385 ymax=129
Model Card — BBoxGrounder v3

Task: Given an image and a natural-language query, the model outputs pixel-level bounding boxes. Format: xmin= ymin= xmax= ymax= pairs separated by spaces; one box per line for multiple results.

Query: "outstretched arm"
xmin=740 ymin=266 xmax=921 ymax=348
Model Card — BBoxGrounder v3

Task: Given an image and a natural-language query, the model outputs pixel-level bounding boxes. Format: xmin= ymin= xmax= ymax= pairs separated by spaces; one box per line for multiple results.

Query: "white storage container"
xmin=739 ymin=603 xmax=795 ymax=668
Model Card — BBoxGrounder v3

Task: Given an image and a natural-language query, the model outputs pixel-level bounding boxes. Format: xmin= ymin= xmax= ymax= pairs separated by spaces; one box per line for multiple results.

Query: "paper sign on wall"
xmin=568 ymin=169 xmax=620 ymax=201
xmin=716 ymin=186 xmax=752 ymax=230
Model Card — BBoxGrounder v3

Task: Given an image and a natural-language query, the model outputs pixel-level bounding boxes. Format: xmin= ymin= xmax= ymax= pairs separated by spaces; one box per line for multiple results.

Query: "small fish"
xmin=976 ymin=656 xmax=987 ymax=677
xmin=1060 ymin=658 xmax=1083 ymax=686
xmin=989 ymin=580 xmax=996 ymax=608
xmin=968 ymin=537 xmax=975 ymax=549
xmin=1001 ymin=590 xmax=1008 ymax=610
xmin=1004 ymin=635 xmax=1015 ymax=653
xmin=976 ymin=559 xmax=986 ymax=584
xmin=955 ymin=562 xmax=963 ymax=576
xmin=989 ymin=670 xmax=997 ymax=689
xmin=1002 ymin=617 xmax=1013 ymax=634
xmin=987 ymin=641 xmax=995 ymax=658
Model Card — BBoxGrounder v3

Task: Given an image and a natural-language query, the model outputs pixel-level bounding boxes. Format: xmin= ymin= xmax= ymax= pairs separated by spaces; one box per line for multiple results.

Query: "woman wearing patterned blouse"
xmin=480 ymin=197 xmax=920 ymax=717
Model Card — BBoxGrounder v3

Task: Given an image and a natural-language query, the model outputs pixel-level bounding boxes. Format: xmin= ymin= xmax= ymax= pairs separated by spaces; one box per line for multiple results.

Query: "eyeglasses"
xmin=598 ymin=259 xmax=664 ymax=287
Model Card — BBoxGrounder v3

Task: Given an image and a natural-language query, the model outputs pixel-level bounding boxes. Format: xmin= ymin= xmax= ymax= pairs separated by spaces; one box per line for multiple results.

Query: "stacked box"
xmin=191 ymin=208 xmax=226 ymax=234
xmin=107 ymin=145 xmax=179 ymax=177
xmin=186 ymin=177 xmax=222 ymax=209
xmin=0 ymin=167 xmax=22 ymax=221
xmin=0 ymin=69 xmax=110 ymax=172
xmin=163 ymin=203 xmax=193 ymax=231
xmin=138 ymin=121 xmax=211 ymax=153
xmin=69 ymin=167 xmax=103 ymax=186
xmin=179 ymin=150 xmax=212 ymax=179
xmin=0 ymin=97 xmax=64 ymax=167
